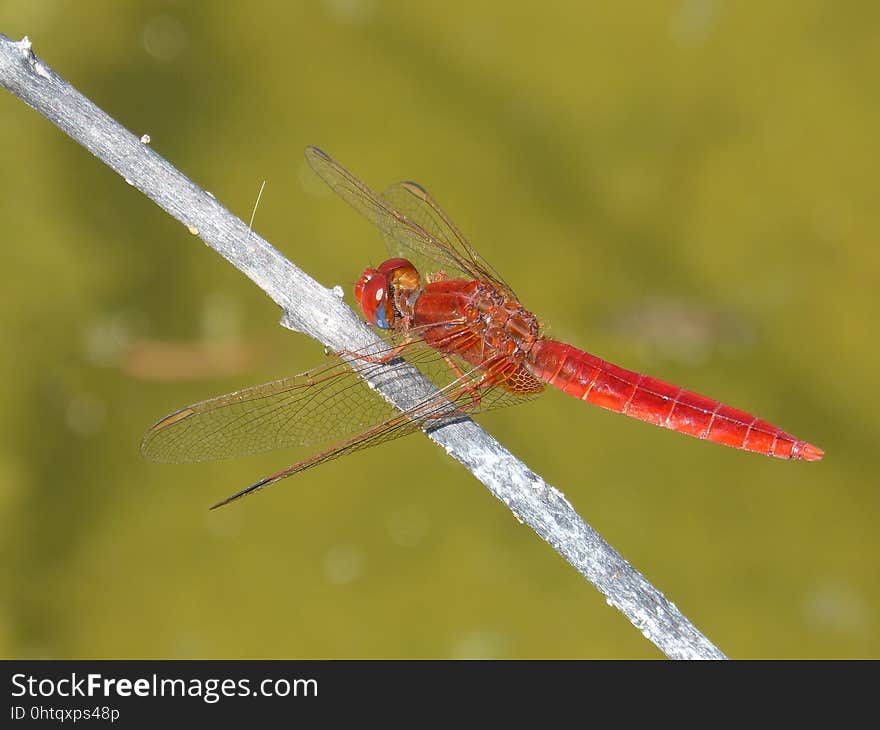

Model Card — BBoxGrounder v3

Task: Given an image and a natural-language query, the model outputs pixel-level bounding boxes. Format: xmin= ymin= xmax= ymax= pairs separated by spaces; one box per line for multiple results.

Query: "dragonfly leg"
xmin=440 ymin=354 xmax=483 ymax=409
xmin=432 ymin=354 xmax=516 ymax=420
xmin=336 ymin=339 xmax=412 ymax=365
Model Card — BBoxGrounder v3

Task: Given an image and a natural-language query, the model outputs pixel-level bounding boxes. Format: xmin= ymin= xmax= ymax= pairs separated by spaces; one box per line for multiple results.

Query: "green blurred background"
xmin=1 ymin=0 xmax=876 ymax=659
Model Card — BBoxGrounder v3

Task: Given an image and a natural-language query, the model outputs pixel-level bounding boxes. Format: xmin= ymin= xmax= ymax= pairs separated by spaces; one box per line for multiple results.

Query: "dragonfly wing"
xmin=305 ymin=146 xmax=488 ymax=284
xmin=210 ymin=353 xmax=545 ymax=508
xmin=381 ymin=180 xmax=515 ymax=295
xmin=141 ymin=351 xmax=399 ymax=463
xmin=141 ymin=333 xmax=543 ymax=465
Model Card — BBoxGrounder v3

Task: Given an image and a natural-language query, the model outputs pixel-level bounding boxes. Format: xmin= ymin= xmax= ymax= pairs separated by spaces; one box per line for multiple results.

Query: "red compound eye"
xmin=354 ymin=268 xmax=394 ymax=329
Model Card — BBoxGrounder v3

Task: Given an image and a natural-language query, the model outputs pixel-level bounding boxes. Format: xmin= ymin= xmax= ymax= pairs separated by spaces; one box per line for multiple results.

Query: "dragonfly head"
xmin=354 ymin=258 xmax=421 ymax=330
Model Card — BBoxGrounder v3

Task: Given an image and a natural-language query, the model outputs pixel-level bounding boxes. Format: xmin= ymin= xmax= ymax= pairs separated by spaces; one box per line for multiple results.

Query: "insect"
xmin=141 ymin=146 xmax=823 ymax=508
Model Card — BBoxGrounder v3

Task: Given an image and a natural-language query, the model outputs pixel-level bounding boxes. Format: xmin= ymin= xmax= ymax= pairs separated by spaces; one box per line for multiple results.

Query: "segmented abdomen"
xmin=528 ymin=340 xmax=823 ymax=460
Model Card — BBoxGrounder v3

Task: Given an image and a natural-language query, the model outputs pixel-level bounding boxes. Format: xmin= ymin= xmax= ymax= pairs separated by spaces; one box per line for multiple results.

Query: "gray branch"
xmin=1 ymin=34 xmax=726 ymax=659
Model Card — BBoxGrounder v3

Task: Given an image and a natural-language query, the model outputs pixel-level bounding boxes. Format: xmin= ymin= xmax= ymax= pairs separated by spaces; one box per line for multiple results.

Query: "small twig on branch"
xmin=0 ymin=34 xmax=726 ymax=659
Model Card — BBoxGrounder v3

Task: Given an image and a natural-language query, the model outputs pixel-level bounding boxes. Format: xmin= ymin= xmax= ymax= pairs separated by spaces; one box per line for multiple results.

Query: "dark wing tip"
xmin=209 ymin=474 xmax=274 ymax=510
xmin=398 ymin=180 xmax=430 ymax=199
xmin=305 ymin=145 xmax=331 ymax=163
xmin=139 ymin=407 xmax=195 ymax=462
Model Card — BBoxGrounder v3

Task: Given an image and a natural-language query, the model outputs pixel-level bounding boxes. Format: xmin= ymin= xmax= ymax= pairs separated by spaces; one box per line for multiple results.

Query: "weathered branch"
xmin=0 ymin=34 xmax=726 ymax=659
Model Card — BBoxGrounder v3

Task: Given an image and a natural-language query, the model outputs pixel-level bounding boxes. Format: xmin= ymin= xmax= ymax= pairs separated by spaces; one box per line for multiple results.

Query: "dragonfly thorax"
xmin=468 ymin=283 xmax=542 ymax=361
xmin=412 ymin=278 xmax=542 ymax=369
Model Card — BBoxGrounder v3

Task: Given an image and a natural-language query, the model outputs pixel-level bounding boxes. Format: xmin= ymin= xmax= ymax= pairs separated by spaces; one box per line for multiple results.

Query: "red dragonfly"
xmin=142 ymin=146 xmax=823 ymax=508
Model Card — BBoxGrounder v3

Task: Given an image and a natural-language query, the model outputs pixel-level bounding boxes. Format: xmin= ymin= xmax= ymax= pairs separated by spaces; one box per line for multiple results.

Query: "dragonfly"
xmin=141 ymin=146 xmax=823 ymax=509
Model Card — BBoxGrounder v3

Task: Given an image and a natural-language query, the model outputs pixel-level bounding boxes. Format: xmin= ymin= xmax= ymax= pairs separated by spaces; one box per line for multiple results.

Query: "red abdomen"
xmin=528 ymin=340 xmax=823 ymax=461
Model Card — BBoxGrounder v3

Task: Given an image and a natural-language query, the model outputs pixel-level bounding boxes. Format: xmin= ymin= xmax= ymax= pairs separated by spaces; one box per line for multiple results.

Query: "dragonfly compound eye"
xmin=354 ymin=268 xmax=395 ymax=330
xmin=378 ymin=258 xmax=421 ymax=293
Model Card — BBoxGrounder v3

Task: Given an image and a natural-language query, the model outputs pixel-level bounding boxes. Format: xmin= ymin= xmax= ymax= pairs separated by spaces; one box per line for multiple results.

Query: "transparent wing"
xmin=381 ymin=180 xmax=514 ymax=295
xmin=209 ymin=350 xmax=545 ymax=508
xmin=142 ymin=346 xmax=391 ymax=464
xmin=305 ymin=146 xmax=511 ymax=291
xmin=142 ymin=330 xmax=543 ymax=465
